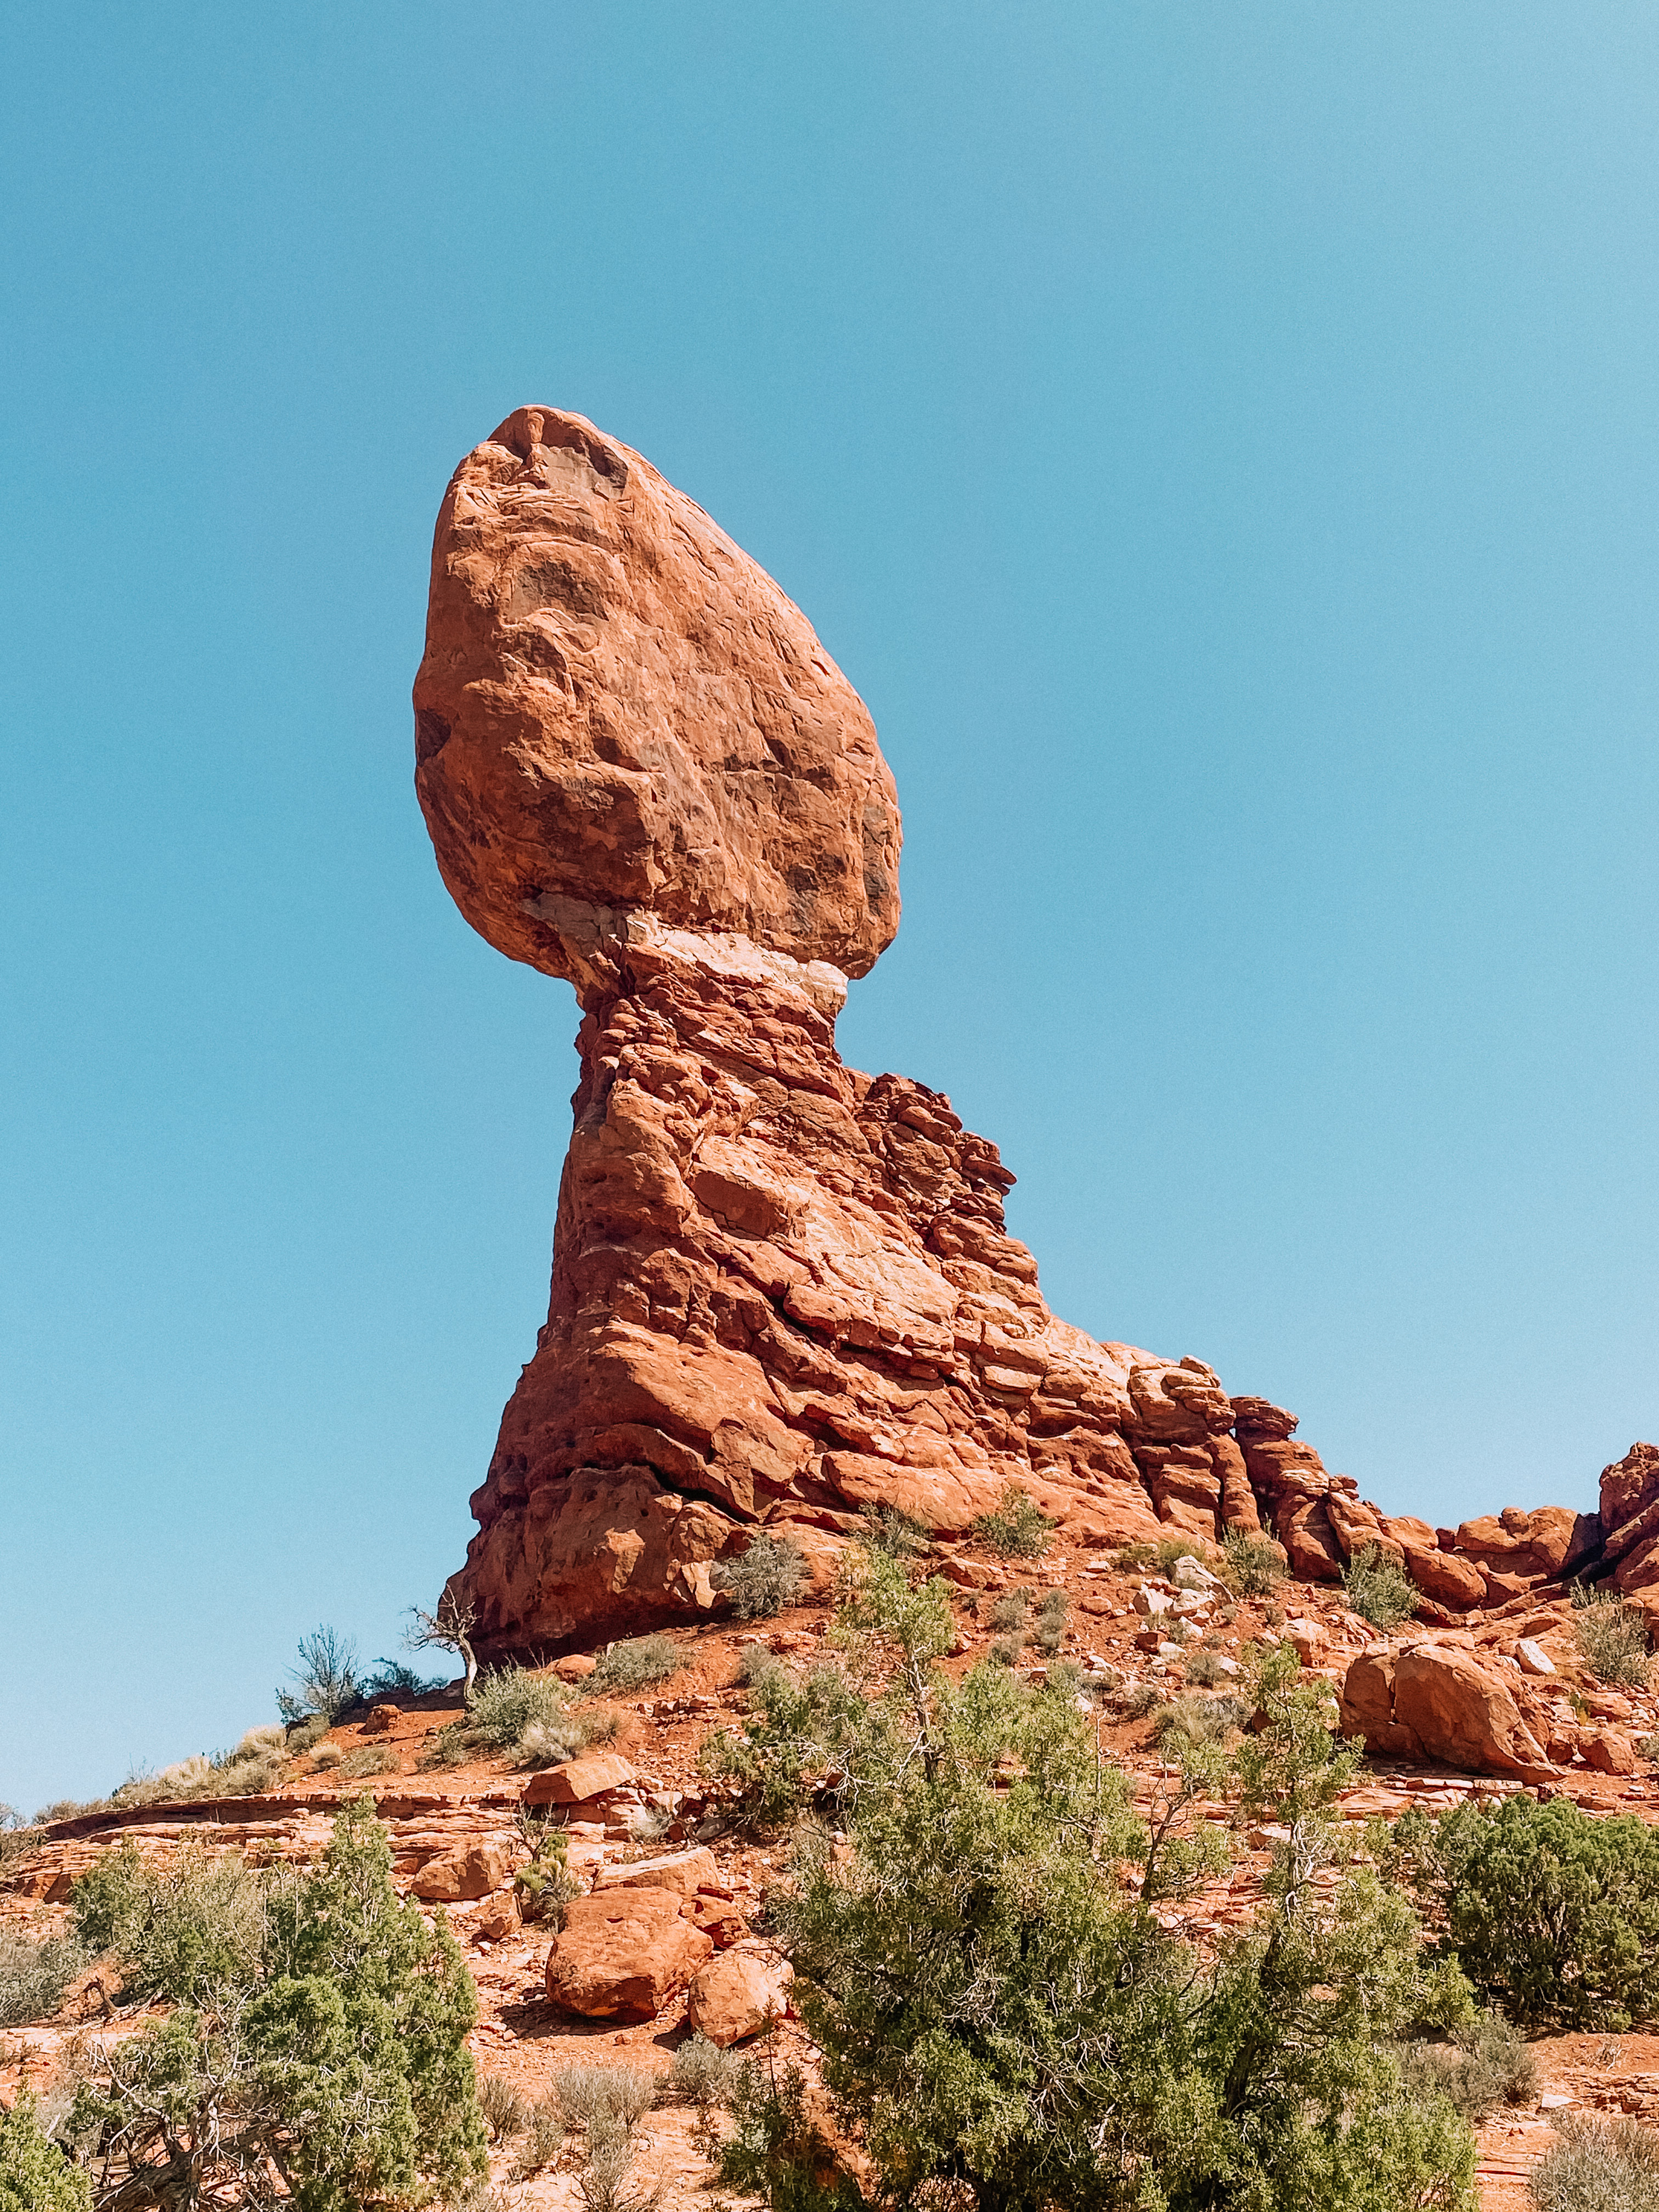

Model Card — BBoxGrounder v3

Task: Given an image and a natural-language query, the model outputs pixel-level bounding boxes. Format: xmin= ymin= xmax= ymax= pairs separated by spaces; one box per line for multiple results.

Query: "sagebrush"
xmin=971 ymin=1482 xmax=1053 ymax=1559
xmin=1572 ymin=1586 xmax=1653 ymax=1691
xmin=1342 ymin=1542 xmax=1420 ymax=1631
xmin=0 ymin=1928 xmax=84 ymax=2029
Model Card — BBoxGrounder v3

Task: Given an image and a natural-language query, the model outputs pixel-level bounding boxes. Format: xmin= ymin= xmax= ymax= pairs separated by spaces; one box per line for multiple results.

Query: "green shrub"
xmin=587 ymin=1634 xmax=686 ymax=1696
xmin=702 ymin=1658 xmax=868 ymax=1834
xmin=508 ymin=2096 xmax=566 ymax=2180
xmin=515 ymin=1818 xmax=580 ymax=1927
xmin=1572 ymin=1586 xmax=1654 ymax=1691
xmin=1152 ymin=1691 xmax=1249 ymax=1753
xmin=736 ymin=1644 xmax=785 ymax=1691
xmin=110 ymin=1733 xmax=294 ymax=1807
xmin=552 ymin=2062 xmax=657 ymax=2136
xmin=1398 ymin=2010 xmax=1538 ymax=2121
xmin=469 ymin=1663 xmax=579 ymax=1752
xmin=361 ymin=1658 xmax=447 ymax=1697
xmin=988 ymin=1590 xmax=1030 ymax=1633
xmin=972 ymin=1483 xmax=1054 ymax=1559
xmin=69 ymin=1797 xmax=487 ymax=2208
xmin=1222 ymin=1529 xmax=1286 ymax=1598
xmin=480 ymin=2072 xmax=530 ymax=2142
xmin=70 ymin=1839 xmax=266 ymax=2005
xmin=1184 ymin=1649 xmax=1229 ymax=1688
xmin=1116 ymin=1534 xmax=1216 ymax=1579
xmin=1529 ymin=2113 xmax=1659 ymax=2211
xmin=727 ymin=1606 xmax=1476 ymax=2212
xmin=0 ymin=2093 xmax=91 ymax=2212
xmin=0 ymin=1928 xmax=84 ymax=2028
xmin=716 ymin=1533 xmax=806 ymax=1620
xmin=277 ymin=1623 xmax=363 ymax=1725
xmin=988 ymin=1635 xmax=1023 ymax=1667
xmin=857 ymin=1502 xmax=932 ymax=1557
xmin=35 ymin=1800 xmax=108 ymax=1826
xmin=1423 ymin=1795 xmax=1659 ymax=2030
xmin=1033 ymin=1588 xmax=1069 ymax=1655
xmin=336 ymin=1742 xmax=400 ymax=1778
xmin=420 ymin=1720 xmax=471 ymax=1769
xmin=1342 ymin=1542 xmax=1421 ymax=1632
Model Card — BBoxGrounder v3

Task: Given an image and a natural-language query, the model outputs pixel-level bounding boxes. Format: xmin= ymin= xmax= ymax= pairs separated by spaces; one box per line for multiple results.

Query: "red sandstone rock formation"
xmin=415 ymin=406 xmax=1657 ymax=1662
xmin=414 ymin=405 xmax=900 ymax=984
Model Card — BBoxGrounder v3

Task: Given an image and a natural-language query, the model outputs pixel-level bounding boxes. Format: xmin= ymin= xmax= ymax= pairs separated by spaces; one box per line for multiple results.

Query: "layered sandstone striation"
xmin=416 ymin=406 xmax=1659 ymax=1662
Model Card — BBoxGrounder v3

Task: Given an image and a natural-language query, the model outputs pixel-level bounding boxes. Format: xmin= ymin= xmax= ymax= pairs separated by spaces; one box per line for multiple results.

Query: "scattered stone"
xmin=544 ymin=1888 xmax=714 ymax=2021
xmin=685 ymin=1949 xmax=792 ymax=2046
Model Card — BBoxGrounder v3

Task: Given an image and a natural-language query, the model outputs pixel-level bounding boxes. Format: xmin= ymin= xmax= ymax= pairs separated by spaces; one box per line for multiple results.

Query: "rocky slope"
xmin=8 ymin=1549 xmax=1659 ymax=2207
xmin=413 ymin=404 xmax=1659 ymax=1667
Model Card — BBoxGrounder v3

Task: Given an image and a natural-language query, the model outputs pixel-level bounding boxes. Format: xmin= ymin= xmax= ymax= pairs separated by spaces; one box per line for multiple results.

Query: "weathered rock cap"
xmin=414 ymin=404 xmax=902 ymax=990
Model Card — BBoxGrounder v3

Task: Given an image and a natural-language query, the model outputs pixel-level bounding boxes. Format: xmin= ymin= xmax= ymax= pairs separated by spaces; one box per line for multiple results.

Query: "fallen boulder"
xmin=1340 ymin=1641 xmax=1555 ymax=1779
xmin=594 ymin=1844 xmax=719 ymax=1897
xmin=522 ymin=1752 xmax=635 ymax=1808
xmin=685 ymin=1949 xmax=792 ymax=2046
xmin=545 ymin=1888 xmax=713 ymax=2020
xmin=410 ymin=1842 xmax=509 ymax=1901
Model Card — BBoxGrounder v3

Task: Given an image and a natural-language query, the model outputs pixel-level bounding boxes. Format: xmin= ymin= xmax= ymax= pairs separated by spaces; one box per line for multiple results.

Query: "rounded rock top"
xmin=413 ymin=404 xmax=902 ymax=987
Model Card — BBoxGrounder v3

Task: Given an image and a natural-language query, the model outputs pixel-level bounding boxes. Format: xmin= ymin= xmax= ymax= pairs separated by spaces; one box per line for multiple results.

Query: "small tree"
xmin=276 ymin=1624 xmax=363 ymax=1728
xmin=405 ymin=1590 xmax=480 ymax=1698
xmin=1341 ymin=1542 xmax=1420 ymax=1631
xmin=0 ymin=2094 xmax=91 ymax=2212
xmin=69 ymin=1796 xmax=487 ymax=2207
xmin=721 ymin=1544 xmax=1476 ymax=2212
xmin=1418 ymin=1794 xmax=1659 ymax=2030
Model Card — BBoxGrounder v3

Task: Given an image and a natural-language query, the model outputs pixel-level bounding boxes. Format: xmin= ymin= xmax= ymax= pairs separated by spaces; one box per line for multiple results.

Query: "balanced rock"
xmin=415 ymin=405 xmax=1641 ymax=1660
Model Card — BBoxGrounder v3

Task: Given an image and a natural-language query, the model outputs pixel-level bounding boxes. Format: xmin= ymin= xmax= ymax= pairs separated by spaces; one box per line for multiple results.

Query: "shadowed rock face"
xmin=416 ymin=407 xmax=1655 ymax=1666
xmin=414 ymin=406 xmax=901 ymax=986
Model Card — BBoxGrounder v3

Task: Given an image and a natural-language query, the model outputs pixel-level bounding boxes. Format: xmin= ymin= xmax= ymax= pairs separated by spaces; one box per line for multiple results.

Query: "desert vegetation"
xmin=7 ymin=1797 xmax=489 ymax=2208
xmin=970 ymin=1480 xmax=1054 ymax=1559
xmin=713 ymin=1532 xmax=806 ymax=1620
xmin=1571 ymin=1584 xmax=1654 ymax=1692
xmin=1342 ymin=1541 xmax=1421 ymax=1631
xmin=703 ymin=1538 xmax=1480 ymax=2210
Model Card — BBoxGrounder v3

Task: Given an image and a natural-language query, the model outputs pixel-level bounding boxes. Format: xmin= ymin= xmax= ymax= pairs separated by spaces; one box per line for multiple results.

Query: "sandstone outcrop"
xmin=416 ymin=406 xmax=1655 ymax=1668
xmin=1339 ymin=1640 xmax=1554 ymax=1780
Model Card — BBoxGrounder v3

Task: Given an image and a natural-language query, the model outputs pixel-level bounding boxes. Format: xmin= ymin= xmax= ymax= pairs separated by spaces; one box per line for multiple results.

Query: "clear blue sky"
xmin=4 ymin=3 xmax=1658 ymax=1813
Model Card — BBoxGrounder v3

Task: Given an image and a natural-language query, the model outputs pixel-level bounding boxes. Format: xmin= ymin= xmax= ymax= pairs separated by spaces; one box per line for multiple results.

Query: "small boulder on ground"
xmin=545 ymin=1888 xmax=713 ymax=2021
xmin=411 ymin=1842 xmax=510 ymax=1901
xmin=594 ymin=1844 xmax=718 ymax=1897
xmin=1582 ymin=1729 xmax=1638 ymax=1776
xmin=685 ymin=1949 xmax=791 ymax=2046
xmin=522 ymin=1752 xmax=635 ymax=1808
